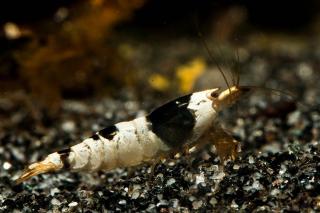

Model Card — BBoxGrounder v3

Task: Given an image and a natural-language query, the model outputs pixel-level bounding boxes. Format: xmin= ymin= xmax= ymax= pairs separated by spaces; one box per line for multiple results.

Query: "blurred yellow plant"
xmin=176 ymin=58 xmax=206 ymax=93
xmin=148 ymin=73 xmax=170 ymax=91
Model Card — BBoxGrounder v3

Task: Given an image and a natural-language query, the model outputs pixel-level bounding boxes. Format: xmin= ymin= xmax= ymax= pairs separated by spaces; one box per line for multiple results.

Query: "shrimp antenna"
xmin=241 ymin=85 xmax=307 ymax=109
xmin=235 ymin=47 xmax=241 ymax=87
xmin=193 ymin=14 xmax=231 ymax=93
xmin=216 ymin=45 xmax=237 ymax=87
xmin=197 ymin=31 xmax=231 ymax=93
xmin=242 ymin=85 xmax=293 ymax=97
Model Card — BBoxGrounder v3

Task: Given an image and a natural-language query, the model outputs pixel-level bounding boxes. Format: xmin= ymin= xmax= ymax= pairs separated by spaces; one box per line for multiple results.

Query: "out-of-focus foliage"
xmin=2 ymin=0 xmax=145 ymax=114
xmin=147 ymin=58 xmax=206 ymax=94
xmin=176 ymin=58 xmax=205 ymax=93
xmin=148 ymin=73 xmax=170 ymax=92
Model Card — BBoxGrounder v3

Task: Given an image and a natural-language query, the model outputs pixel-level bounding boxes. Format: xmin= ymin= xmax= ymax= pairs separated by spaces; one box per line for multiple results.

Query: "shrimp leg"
xmin=200 ymin=123 xmax=240 ymax=162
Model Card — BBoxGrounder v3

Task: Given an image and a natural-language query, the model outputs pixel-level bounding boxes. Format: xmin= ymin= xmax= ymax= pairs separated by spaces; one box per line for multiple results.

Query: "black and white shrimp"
xmin=16 ymin=84 xmax=252 ymax=183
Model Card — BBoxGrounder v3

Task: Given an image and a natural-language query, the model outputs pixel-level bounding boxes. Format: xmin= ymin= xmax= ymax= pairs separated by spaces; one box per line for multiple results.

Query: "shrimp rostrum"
xmin=16 ymin=82 xmax=252 ymax=183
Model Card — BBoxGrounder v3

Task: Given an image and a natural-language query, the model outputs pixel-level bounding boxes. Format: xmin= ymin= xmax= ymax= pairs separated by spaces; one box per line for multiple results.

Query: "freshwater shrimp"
xmin=18 ymin=34 xmax=288 ymax=183
xmin=16 ymin=83 xmax=252 ymax=183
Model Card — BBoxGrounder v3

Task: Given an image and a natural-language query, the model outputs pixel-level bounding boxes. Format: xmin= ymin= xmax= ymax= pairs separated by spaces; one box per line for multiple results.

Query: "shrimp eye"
xmin=210 ymin=91 xmax=219 ymax=98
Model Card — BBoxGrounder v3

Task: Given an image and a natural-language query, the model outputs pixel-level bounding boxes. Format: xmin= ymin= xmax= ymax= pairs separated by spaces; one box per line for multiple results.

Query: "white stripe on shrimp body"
xmin=46 ymin=89 xmax=219 ymax=172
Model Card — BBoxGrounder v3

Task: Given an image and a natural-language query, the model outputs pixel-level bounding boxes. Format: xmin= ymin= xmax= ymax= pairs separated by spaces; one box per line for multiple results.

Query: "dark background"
xmin=0 ymin=1 xmax=320 ymax=212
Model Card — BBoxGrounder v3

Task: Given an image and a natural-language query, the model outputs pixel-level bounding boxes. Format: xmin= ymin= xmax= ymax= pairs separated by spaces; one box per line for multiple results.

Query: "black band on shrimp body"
xmin=57 ymin=148 xmax=71 ymax=154
xmin=98 ymin=125 xmax=118 ymax=140
xmin=147 ymin=94 xmax=195 ymax=148
xmin=60 ymin=154 xmax=71 ymax=169
xmin=90 ymin=134 xmax=100 ymax=140
xmin=57 ymin=148 xmax=71 ymax=169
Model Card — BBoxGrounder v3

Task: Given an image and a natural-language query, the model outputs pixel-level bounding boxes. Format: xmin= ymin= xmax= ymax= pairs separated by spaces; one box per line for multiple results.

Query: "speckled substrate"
xmin=1 ymin=41 xmax=320 ymax=212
